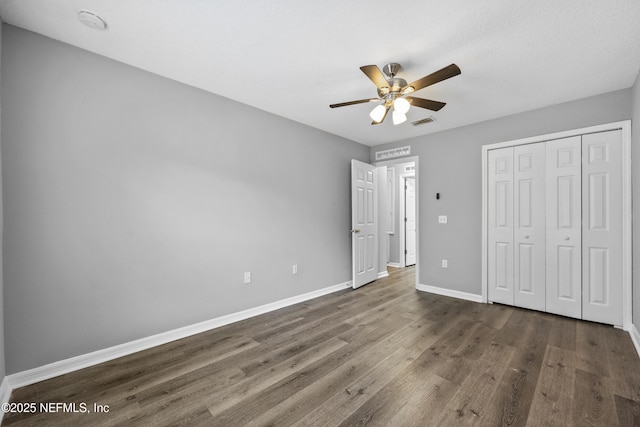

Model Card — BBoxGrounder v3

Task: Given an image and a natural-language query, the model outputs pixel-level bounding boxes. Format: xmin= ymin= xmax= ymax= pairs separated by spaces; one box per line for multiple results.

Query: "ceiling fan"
xmin=329 ymin=63 xmax=461 ymax=125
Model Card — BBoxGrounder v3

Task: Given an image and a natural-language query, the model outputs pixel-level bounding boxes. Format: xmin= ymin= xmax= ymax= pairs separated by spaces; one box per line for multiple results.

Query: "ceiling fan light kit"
xmin=393 ymin=97 xmax=410 ymax=114
xmin=392 ymin=110 xmax=407 ymax=125
xmin=369 ymin=104 xmax=387 ymax=123
xmin=330 ymin=62 xmax=461 ymax=126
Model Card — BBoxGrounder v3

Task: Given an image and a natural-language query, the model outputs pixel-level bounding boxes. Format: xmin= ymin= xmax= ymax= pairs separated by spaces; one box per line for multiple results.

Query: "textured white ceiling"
xmin=1 ymin=0 xmax=640 ymax=146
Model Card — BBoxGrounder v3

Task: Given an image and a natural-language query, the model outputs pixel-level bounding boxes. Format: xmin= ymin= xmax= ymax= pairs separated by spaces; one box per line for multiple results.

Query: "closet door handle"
xmin=524 ymin=235 xmax=530 ymax=239
xmin=564 ymin=236 xmax=570 ymax=241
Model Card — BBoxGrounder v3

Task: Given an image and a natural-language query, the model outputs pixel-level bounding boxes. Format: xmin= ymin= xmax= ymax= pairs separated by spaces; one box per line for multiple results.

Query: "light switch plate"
xmin=438 ymin=215 xmax=448 ymax=224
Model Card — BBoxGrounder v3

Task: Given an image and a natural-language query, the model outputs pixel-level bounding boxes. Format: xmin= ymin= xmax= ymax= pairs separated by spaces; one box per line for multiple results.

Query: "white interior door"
xmin=405 ymin=177 xmax=416 ymax=266
xmin=546 ymin=136 xmax=582 ymax=319
xmin=581 ymin=130 xmax=623 ymax=325
xmin=487 ymin=147 xmax=514 ymax=305
xmin=351 ymin=159 xmax=378 ymax=289
xmin=513 ymin=143 xmax=546 ymax=311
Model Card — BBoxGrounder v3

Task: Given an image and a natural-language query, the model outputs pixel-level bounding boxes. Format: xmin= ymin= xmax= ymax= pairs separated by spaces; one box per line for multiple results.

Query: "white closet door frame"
xmin=481 ymin=120 xmax=632 ymax=330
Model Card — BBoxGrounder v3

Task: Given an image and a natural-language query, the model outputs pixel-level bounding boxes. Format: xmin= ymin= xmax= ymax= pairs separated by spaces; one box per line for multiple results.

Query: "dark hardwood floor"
xmin=3 ymin=267 xmax=640 ymax=426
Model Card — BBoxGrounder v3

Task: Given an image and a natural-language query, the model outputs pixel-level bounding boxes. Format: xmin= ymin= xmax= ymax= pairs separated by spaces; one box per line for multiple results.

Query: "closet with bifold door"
xmin=487 ymin=129 xmax=623 ymax=326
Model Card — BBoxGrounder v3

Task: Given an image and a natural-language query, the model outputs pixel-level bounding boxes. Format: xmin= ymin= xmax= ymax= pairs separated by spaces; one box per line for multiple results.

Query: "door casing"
xmin=374 ymin=156 xmax=420 ymax=290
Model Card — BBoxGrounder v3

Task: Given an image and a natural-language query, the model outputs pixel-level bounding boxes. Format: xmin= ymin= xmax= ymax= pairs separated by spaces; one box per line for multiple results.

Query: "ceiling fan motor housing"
xmin=382 ymin=63 xmax=401 ymax=78
xmin=377 ymin=77 xmax=408 ymax=98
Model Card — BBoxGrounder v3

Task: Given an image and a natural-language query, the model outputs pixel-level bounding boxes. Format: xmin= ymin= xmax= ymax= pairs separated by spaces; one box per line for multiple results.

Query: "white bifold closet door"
xmin=545 ymin=136 xmax=582 ymax=319
xmin=487 ymin=130 xmax=623 ymax=326
xmin=488 ymin=143 xmax=545 ymax=310
xmin=581 ymin=131 xmax=622 ymax=325
xmin=514 ymin=143 xmax=546 ymax=311
xmin=487 ymin=147 xmax=514 ymax=305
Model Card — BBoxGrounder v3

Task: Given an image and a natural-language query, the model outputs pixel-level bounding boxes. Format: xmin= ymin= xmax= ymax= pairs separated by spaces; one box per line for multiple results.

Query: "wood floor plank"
xmin=575 ymin=321 xmax=612 ymax=377
xmin=238 ymin=321 xmax=353 ymax=377
xmin=435 ymin=338 xmax=517 ymax=425
xmin=604 ymin=327 xmax=640 ymax=401
xmin=545 ymin=313 xmax=577 ymax=351
xmin=342 ymin=287 xmax=426 ymax=326
xmin=526 ymin=345 xmax=576 ymax=427
xmin=4 ymin=266 xmax=640 ymax=426
xmin=493 ymin=307 xmax=531 ymax=347
xmin=573 ymin=368 xmax=616 ymax=425
xmin=206 ymin=316 xmax=412 ymax=425
xmin=253 ymin=345 xmax=416 ymax=427
xmin=286 ymin=315 xmax=438 ymax=426
xmin=483 ymin=313 xmax=552 ymax=426
xmin=614 ymin=394 xmax=640 ymax=426
xmin=383 ymin=374 xmax=459 ymax=427
xmin=465 ymin=300 xmax=513 ymax=330
xmin=334 ymin=316 xmax=480 ymax=426
xmin=136 ymin=337 xmax=349 ymax=425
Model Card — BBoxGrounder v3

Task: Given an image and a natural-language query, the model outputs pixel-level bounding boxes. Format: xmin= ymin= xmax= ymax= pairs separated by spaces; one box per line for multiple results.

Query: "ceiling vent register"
xmin=412 ymin=116 xmax=436 ymax=126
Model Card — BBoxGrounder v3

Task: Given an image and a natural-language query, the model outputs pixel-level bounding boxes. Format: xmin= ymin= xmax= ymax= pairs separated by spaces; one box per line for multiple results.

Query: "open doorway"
xmin=374 ymin=156 xmax=419 ymax=288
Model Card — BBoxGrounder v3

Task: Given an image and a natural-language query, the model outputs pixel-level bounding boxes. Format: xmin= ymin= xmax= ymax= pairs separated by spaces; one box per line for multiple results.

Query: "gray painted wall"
xmin=0 ymin=17 xmax=5 ymax=383
xmin=632 ymin=71 xmax=640 ymax=333
xmin=371 ymin=89 xmax=632 ymax=296
xmin=1 ymin=25 xmax=369 ymax=374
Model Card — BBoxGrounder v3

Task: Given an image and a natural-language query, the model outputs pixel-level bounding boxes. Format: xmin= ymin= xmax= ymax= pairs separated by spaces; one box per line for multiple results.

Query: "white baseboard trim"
xmin=6 ymin=279 xmax=352 ymax=390
xmin=387 ymin=262 xmax=401 ymax=268
xmin=630 ymin=324 xmax=640 ymax=359
xmin=377 ymin=271 xmax=389 ymax=279
xmin=416 ymin=284 xmax=484 ymax=303
xmin=0 ymin=376 xmax=10 ymax=423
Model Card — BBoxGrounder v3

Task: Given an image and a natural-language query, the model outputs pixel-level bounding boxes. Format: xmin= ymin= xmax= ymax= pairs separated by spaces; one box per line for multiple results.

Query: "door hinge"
xmin=404 ymin=217 xmax=407 ymax=222
xmin=405 ymin=250 xmax=408 ymax=254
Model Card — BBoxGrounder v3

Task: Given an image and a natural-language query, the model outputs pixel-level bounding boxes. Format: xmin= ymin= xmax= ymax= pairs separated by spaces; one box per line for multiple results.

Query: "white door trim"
xmin=481 ymin=120 xmax=632 ymax=330
xmin=375 ymin=156 xmax=420 ymax=290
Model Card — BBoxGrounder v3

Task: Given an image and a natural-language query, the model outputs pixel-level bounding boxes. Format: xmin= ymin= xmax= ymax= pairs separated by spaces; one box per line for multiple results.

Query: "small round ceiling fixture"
xmin=78 ymin=11 xmax=107 ymax=30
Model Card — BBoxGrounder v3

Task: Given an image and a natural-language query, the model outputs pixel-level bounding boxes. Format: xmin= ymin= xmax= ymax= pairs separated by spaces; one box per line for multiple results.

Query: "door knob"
xmin=351 ymin=228 xmax=361 ymax=234
xmin=564 ymin=236 xmax=570 ymax=240
xmin=524 ymin=235 xmax=530 ymax=239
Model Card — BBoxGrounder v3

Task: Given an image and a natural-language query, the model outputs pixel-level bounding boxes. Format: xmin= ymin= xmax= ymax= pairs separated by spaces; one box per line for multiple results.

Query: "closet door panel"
xmin=546 ymin=136 xmax=582 ymax=319
xmin=488 ymin=147 xmax=514 ymax=304
xmin=582 ymin=130 xmax=622 ymax=326
xmin=513 ymin=143 xmax=546 ymax=311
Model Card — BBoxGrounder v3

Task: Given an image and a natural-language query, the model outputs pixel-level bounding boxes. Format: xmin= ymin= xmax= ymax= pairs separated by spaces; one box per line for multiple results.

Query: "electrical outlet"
xmin=292 ymin=264 xmax=298 ymax=274
xmin=243 ymin=272 xmax=251 ymax=284
xmin=438 ymin=215 xmax=448 ymax=224
xmin=442 ymin=259 xmax=448 ymax=268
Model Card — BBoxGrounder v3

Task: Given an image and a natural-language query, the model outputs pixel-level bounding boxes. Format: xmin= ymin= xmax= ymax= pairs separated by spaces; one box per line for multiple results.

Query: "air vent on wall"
xmin=375 ymin=146 xmax=411 ymax=161
xmin=412 ymin=116 xmax=436 ymax=126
